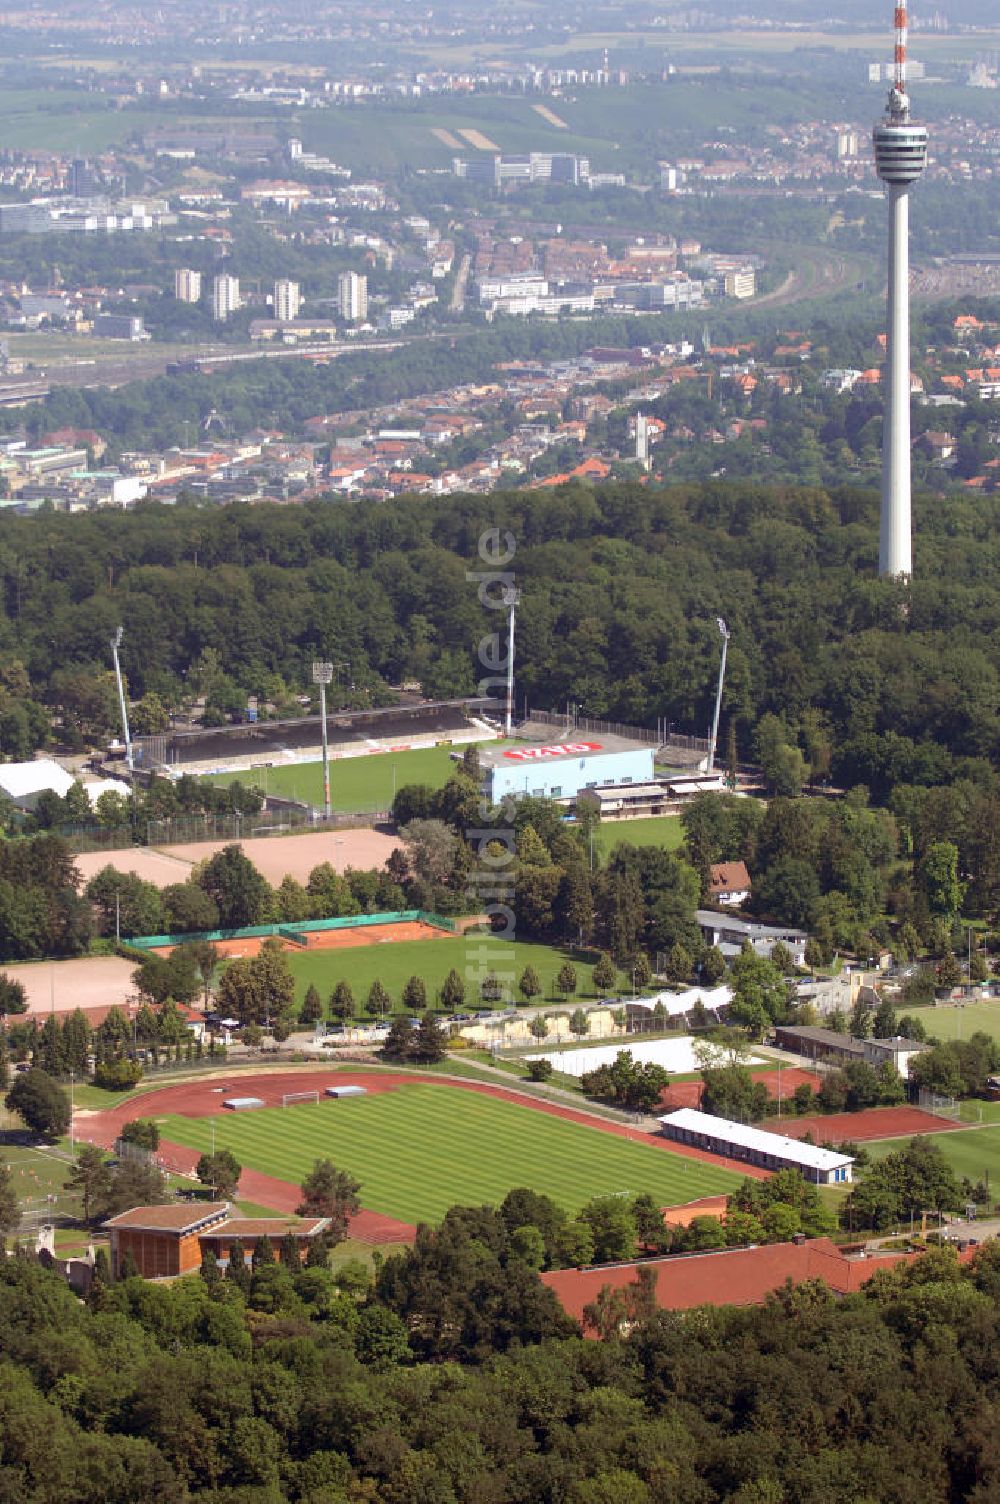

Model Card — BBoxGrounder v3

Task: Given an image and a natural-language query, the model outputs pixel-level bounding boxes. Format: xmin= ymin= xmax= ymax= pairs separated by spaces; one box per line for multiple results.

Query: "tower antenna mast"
xmin=873 ymin=2 xmax=927 ymax=578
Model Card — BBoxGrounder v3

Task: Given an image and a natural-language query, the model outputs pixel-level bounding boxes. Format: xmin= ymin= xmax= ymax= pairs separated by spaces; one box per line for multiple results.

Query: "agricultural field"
xmin=591 ymin=815 xmax=684 ymax=860
xmin=160 ymin=1083 xmax=742 ymax=1224
xmin=866 ymin=1125 xmax=1000 ymax=1192
xmin=205 ymin=740 xmax=519 ymax=812
xmin=286 ymin=935 xmax=606 ymax=1010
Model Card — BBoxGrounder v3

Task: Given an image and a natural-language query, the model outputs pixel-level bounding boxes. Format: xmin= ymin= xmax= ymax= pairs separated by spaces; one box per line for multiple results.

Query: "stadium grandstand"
xmin=119 ymin=698 xmax=500 ymax=779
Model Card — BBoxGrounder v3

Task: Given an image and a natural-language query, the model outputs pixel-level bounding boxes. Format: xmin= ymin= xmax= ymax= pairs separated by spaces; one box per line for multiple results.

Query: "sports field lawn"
xmin=908 ymin=1001 xmax=1000 ymax=1046
xmin=591 ymin=815 xmax=683 ymax=860
xmin=205 ymin=740 xmax=518 ymax=812
xmin=287 ymin=936 xmax=607 ymax=1009
xmin=160 ymin=1084 xmax=742 ymax=1224
xmin=866 ymin=1125 xmax=1000 ymax=1189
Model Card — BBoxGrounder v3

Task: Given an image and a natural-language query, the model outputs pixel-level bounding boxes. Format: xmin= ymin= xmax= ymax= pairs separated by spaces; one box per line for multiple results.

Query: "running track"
xmin=75 ymin=1068 xmax=771 ymax=1242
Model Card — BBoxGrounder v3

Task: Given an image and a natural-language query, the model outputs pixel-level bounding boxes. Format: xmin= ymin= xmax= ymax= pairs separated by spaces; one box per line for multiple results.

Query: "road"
xmin=450 ymin=252 xmax=471 ymax=313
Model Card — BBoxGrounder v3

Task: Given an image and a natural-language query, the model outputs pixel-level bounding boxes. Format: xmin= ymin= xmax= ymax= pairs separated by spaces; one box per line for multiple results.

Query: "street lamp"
xmin=312 ymin=661 xmax=334 ymax=820
xmin=110 ymin=626 xmax=134 ymax=775
xmin=707 ymin=616 xmax=731 ymax=775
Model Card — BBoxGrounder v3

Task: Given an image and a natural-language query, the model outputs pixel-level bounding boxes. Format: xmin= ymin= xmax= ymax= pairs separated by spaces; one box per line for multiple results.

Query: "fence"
xmin=128 ymin=907 xmax=457 ymax=952
xmin=526 ymin=707 xmax=710 ymax=754
xmin=918 ymin=1087 xmax=962 ymax=1121
xmin=60 ymin=805 xmax=391 ymax=855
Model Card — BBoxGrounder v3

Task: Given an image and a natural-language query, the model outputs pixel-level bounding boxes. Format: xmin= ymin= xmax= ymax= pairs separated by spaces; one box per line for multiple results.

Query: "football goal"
xmin=281 ymin=1090 xmax=320 ymax=1108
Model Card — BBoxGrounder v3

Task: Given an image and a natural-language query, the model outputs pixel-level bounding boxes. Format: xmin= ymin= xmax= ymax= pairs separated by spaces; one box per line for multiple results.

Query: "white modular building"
xmin=480 ymin=734 xmax=654 ymax=805
xmin=659 ymin=1108 xmax=855 ymax=1184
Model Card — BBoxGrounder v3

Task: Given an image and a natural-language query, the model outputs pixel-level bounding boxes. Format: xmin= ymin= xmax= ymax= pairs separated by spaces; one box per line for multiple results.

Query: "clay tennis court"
xmin=151 ymin=918 xmax=447 ymax=960
xmin=774 ymin=1106 xmax=960 ymax=1143
xmin=661 ymin=1067 xmax=822 ymax=1111
xmin=3 ymin=955 xmax=137 ymax=1017
xmin=73 ymin=828 xmax=401 ymax=892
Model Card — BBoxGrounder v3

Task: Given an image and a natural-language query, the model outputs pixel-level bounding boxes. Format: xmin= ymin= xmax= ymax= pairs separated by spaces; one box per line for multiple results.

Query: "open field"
xmin=160 ymin=1081 xmax=742 ymax=1224
xmin=866 ymin=1125 xmax=1000 ymax=1192
xmin=908 ymin=1001 xmax=1000 ymax=1046
xmin=1 ymin=1144 xmax=80 ymax=1230
xmin=204 ymin=741 xmax=518 ymax=811
xmin=284 ymin=935 xmax=602 ymax=1008
xmin=591 ymin=815 xmax=683 ymax=859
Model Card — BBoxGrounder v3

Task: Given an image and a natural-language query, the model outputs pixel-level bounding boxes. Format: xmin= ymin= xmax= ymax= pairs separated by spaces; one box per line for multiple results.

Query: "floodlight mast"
xmin=707 ymin=617 xmax=730 ymax=774
xmin=312 ymin=661 xmax=334 ymax=819
xmin=110 ymin=626 xmax=133 ymax=774
xmin=502 ymin=587 xmax=521 ymax=737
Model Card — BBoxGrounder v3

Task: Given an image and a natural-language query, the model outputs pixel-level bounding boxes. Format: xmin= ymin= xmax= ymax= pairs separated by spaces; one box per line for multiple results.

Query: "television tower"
xmin=873 ymin=3 xmax=927 ymax=578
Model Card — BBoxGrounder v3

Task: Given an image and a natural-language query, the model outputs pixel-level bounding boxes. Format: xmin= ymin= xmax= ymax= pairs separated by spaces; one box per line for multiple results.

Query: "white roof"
xmin=628 ymin=986 xmax=732 ymax=1016
xmin=659 ymin=1107 xmax=855 ymax=1173
xmin=0 ymin=759 xmax=75 ymax=801
xmin=82 ymin=777 xmax=130 ymax=805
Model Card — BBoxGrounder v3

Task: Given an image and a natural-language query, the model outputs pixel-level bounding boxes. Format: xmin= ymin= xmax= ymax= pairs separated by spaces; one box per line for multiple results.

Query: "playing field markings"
xmin=532 ymin=103 xmax=569 ymax=128
xmin=430 ymin=127 xmax=463 ymax=149
xmin=457 ymin=128 xmax=501 ymax=151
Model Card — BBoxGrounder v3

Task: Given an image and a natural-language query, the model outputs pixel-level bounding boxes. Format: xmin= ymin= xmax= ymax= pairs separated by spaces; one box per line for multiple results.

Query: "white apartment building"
xmin=212 ymin=273 xmax=241 ymax=321
xmin=338 ymin=271 xmax=368 ymax=322
xmin=273 ymin=278 xmax=301 ymax=322
xmin=174 ymin=268 xmax=202 ymax=303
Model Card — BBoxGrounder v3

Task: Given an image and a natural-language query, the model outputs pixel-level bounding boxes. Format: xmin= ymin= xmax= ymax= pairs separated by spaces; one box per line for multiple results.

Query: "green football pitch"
xmin=866 ymin=1125 xmax=1000 ymax=1190
xmin=285 ymin=937 xmax=607 ymax=1009
xmin=204 ymin=740 xmax=519 ymax=812
xmin=160 ymin=1084 xmax=741 ymax=1224
xmin=905 ymin=1002 xmax=1000 ymax=1047
xmin=591 ymin=815 xmax=683 ymax=860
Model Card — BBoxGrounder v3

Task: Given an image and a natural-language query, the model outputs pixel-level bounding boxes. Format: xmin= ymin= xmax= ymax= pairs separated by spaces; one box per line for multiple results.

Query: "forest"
xmin=1 ymin=1212 xmax=1000 ymax=1501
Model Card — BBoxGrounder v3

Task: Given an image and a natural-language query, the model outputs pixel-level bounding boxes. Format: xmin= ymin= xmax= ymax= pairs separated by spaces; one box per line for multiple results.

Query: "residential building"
xmin=212 ymin=273 xmax=240 ymax=321
xmin=273 ymin=278 xmax=301 ymax=322
xmin=708 ymin=861 xmax=752 ymax=907
xmin=724 ymin=268 xmax=756 ymax=299
xmin=174 ymin=268 xmax=202 ymax=303
xmin=338 ymin=270 xmax=368 ymax=321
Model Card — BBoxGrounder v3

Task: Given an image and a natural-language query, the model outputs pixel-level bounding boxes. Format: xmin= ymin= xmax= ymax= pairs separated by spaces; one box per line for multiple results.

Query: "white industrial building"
xmin=659 ymin=1108 xmax=855 ymax=1184
xmin=480 ymin=734 xmax=654 ymax=805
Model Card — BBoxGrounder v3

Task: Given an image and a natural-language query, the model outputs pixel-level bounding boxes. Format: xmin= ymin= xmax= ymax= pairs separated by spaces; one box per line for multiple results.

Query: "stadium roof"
xmin=479 ymin=731 xmax=650 ymax=767
xmin=0 ymin=758 xmax=75 ymax=802
xmin=659 ymin=1108 xmax=855 ymax=1173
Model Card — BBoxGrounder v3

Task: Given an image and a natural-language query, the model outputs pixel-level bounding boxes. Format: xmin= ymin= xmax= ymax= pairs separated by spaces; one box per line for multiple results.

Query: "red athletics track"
xmin=772 ymin=1105 xmax=962 ymax=1143
xmin=74 ymin=1067 xmax=771 ymax=1239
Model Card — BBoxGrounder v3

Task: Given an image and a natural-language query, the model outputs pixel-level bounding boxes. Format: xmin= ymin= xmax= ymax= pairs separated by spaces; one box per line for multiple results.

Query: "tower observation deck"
xmin=872 ymin=6 xmax=927 ymax=579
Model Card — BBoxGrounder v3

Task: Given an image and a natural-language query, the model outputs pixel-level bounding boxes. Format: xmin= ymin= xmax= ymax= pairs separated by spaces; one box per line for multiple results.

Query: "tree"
xmin=186 ymin=940 xmax=220 ymax=1010
xmin=197 ymin=844 xmax=272 ymax=929
xmin=401 ymin=975 xmax=427 ymax=1012
xmin=414 ymin=1011 xmax=447 ymax=1063
xmin=196 ymin=1149 xmax=242 ymax=1199
xmin=632 ymin=953 xmax=652 ymax=991
xmin=162 ymin=884 xmax=220 ymax=936
xmin=700 ymin=1063 xmax=768 ymax=1123
xmin=440 ymin=969 xmax=465 ymax=1012
xmin=64 ymin=1143 xmax=112 ymax=1227
xmin=526 ymin=1058 xmax=553 ymax=1082
xmin=119 ymin=1119 xmax=160 ymax=1152
xmin=664 ymin=943 xmax=693 ymax=983
xmin=382 ymin=1014 xmax=415 ymax=1062
xmin=528 ymin=1014 xmax=549 ymax=1041
xmin=0 ymin=973 xmax=28 ymax=1019
xmin=569 ymin=1007 xmax=590 ymax=1038
xmin=297 ymin=1159 xmax=361 ymax=1245
xmin=579 ymin=1195 xmax=638 ymax=1263
xmin=555 ymin=962 xmax=578 ymax=998
xmin=300 ymin=984 xmax=323 ymax=1027
xmin=917 ymin=842 xmax=964 ymax=923
xmin=366 ymin=979 xmax=391 ymax=1021
xmin=700 ymin=946 xmax=726 ymax=985
xmin=0 ymin=1159 xmax=20 ymax=1238
xmin=592 ymin=954 xmax=618 ymax=996
xmin=329 ymin=980 xmax=354 ymax=1021
xmin=6 ymin=1068 xmax=70 ymax=1142
xmin=518 ymin=966 xmax=542 ymax=1004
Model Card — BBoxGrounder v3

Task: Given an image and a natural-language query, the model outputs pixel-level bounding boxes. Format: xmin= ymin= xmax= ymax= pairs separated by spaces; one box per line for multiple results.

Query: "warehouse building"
xmin=659 ymin=1107 xmax=855 ymax=1184
xmin=480 ymin=733 xmax=654 ymax=805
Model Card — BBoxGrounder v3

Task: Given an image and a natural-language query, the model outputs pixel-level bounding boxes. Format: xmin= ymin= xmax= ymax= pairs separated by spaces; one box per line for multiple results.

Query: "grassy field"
xmin=591 ymin=815 xmax=683 ymax=860
xmin=908 ymin=1002 xmax=1000 ymax=1046
xmin=1 ymin=1144 xmax=79 ymax=1228
xmin=205 ymin=740 xmax=518 ymax=812
xmin=287 ymin=936 xmax=606 ymax=1009
xmin=160 ymin=1083 xmax=741 ymax=1223
xmin=866 ymin=1125 xmax=1000 ymax=1193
